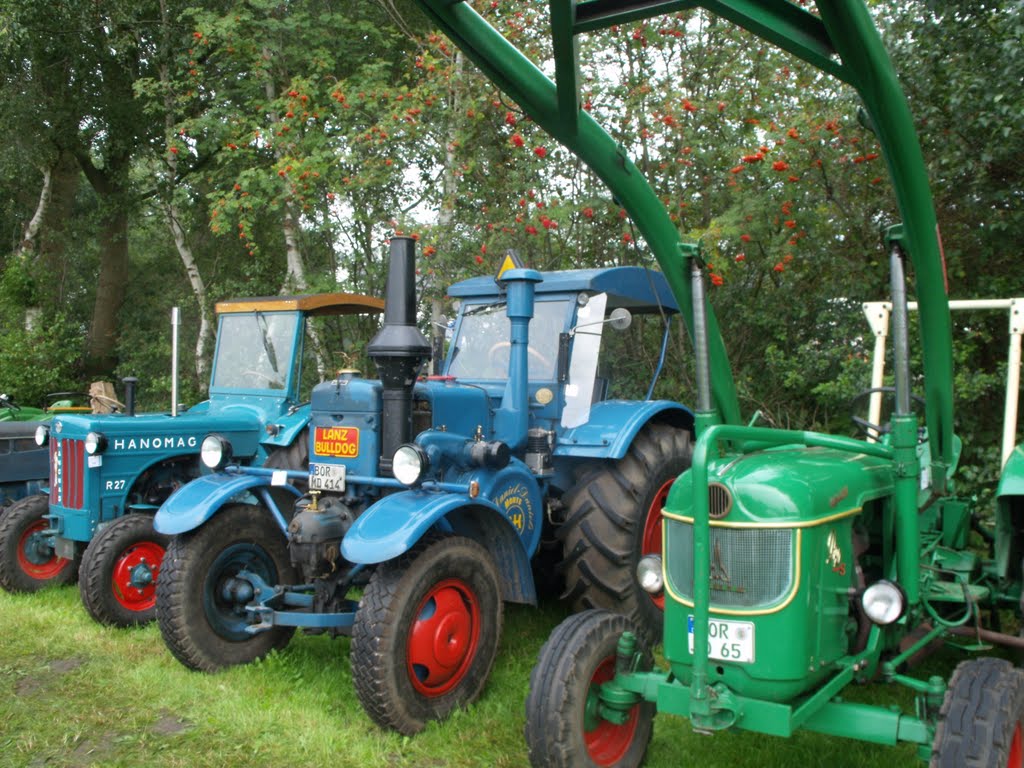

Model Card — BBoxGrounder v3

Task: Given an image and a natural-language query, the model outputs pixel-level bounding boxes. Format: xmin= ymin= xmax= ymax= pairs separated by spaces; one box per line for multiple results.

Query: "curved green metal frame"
xmin=412 ymin=0 xmax=954 ymax=484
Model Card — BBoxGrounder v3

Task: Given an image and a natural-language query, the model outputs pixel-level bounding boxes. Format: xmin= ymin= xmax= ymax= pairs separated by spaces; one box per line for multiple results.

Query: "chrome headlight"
xmin=636 ymin=554 xmax=664 ymax=594
xmin=201 ymin=434 xmax=233 ymax=470
xmin=84 ymin=431 xmax=107 ymax=455
xmin=392 ymin=444 xmax=428 ymax=486
xmin=34 ymin=425 xmax=49 ymax=446
xmin=861 ymin=580 xmax=906 ymax=625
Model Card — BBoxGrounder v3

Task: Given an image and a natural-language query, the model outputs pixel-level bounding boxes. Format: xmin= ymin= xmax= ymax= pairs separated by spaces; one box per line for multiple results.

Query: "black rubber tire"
xmin=525 ymin=609 xmax=654 ymax=768
xmin=79 ymin=514 xmax=169 ymax=627
xmin=931 ymin=657 xmax=1024 ymax=767
xmin=0 ymin=493 xmax=79 ymax=592
xmin=559 ymin=423 xmax=692 ymax=642
xmin=155 ymin=503 xmax=296 ymax=672
xmin=350 ymin=533 xmax=503 ymax=735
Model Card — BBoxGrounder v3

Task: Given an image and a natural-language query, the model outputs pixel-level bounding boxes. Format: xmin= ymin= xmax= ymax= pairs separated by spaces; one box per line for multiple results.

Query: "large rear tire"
xmin=931 ymin=657 xmax=1024 ymax=767
xmin=559 ymin=423 xmax=691 ymax=641
xmin=350 ymin=534 xmax=503 ymax=735
xmin=0 ymin=493 xmax=79 ymax=592
xmin=525 ymin=609 xmax=654 ymax=768
xmin=156 ymin=503 xmax=296 ymax=672
xmin=79 ymin=514 xmax=168 ymax=627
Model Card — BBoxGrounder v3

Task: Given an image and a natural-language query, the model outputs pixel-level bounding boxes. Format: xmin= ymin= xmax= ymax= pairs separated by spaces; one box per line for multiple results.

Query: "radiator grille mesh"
xmin=667 ymin=522 xmax=794 ymax=609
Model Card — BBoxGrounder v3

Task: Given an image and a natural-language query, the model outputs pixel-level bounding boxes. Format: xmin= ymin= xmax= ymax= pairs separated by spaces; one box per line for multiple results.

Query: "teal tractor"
xmin=392 ymin=1 xmax=1024 ymax=766
xmin=154 ymin=241 xmax=694 ymax=734
xmin=0 ymin=292 xmax=382 ymax=630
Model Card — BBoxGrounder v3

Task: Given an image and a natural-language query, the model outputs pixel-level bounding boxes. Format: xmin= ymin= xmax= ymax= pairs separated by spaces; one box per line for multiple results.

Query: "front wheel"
xmin=0 ymin=494 xmax=79 ymax=592
xmin=931 ymin=657 xmax=1024 ymax=767
xmin=350 ymin=534 xmax=503 ymax=735
xmin=155 ymin=503 xmax=296 ymax=672
xmin=525 ymin=609 xmax=654 ymax=768
xmin=79 ymin=514 xmax=169 ymax=627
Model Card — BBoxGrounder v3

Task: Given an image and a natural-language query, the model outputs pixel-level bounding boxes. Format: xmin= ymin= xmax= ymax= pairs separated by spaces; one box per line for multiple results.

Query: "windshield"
xmin=447 ymin=299 xmax=569 ymax=380
xmin=211 ymin=312 xmax=301 ymax=391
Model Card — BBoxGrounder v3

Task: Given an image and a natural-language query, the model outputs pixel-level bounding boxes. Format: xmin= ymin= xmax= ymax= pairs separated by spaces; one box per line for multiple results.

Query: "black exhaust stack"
xmin=367 ymin=236 xmax=431 ymax=476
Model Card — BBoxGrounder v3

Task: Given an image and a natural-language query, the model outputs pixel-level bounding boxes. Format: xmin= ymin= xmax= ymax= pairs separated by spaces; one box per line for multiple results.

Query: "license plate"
xmin=687 ymin=616 xmax=755 ymax=664
xmin=309 ymin=462 xmax=346 ymax=491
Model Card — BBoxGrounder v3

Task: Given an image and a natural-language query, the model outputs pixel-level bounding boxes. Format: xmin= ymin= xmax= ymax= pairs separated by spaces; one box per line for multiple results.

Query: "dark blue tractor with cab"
xmin=154 ymin=238 xmax=695 ymax=734
xmin=0 ymin=292 xmax=382 ymax=630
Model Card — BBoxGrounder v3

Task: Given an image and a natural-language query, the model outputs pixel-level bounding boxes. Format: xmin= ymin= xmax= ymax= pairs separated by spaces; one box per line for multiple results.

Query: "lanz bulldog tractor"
xmin=395 ymin=0 xmax=1024 ymax=766
xmin=0 ymin=292 xmax=382 ymax=629
xmin=154 ymin=239 xmax=695 ymax=734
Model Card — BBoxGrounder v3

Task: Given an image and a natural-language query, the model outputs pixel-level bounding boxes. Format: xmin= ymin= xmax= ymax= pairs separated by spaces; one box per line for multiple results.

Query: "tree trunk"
xmin=163 ymin=202 xmax=213 ymax=387
xmin=86 ymin=201 xmax=129 ymax=377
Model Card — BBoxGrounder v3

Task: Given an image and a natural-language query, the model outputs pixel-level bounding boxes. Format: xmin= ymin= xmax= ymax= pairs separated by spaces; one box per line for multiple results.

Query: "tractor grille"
xmin=667 ymin=522 xmax=794 ymax=610
xmin=50 ymin=438 xmax=85 ymax=510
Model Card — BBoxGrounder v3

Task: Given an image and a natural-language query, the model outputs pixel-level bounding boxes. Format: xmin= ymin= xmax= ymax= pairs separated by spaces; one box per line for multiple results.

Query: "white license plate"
xmin=309 ymin=462 xmax=346 ymax=491
xmin=687 ymin=616 xmax=755 ymax=664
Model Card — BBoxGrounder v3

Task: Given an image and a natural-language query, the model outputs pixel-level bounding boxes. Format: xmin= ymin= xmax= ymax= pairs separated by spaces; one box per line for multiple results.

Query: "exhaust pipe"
xmin=122 ymin=377 xmax=138 ymax=417
xmin=367 ymin=236 xmax=431 ymax=476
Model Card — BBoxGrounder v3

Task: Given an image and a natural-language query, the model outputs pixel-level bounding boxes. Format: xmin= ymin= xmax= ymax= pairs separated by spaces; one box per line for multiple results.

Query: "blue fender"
xmin=342 ymin=489 xmax=536 ymax=604
xmin=153 ymin=471 xmax=300 ymax=535
xmin=261 ymin=404 xmax=311 ymax=450
xmin=554 ymin=400 xmax=694 ymax=460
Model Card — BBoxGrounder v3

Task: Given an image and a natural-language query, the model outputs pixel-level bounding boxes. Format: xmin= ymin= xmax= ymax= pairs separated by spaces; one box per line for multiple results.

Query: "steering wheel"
xmin=0 ymin=393 xmax=19 ymax=411
xmin=243 ymin=370 xmax=285 ymax=388
xmin=849 ymin=386 xmax=926 ymax=440
xmin=487 ymin=341 xmax=553 ymax=372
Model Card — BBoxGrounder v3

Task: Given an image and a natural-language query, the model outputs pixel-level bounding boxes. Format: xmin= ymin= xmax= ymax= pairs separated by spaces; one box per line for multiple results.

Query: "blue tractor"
xmin=0 ymin=292 xmax=382 ymax=630
xmin=154 ymin=237 xmax=695 ymax=734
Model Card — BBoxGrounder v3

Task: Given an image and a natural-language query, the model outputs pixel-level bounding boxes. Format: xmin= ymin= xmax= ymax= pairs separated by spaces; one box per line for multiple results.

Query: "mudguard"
xmin=260 ymin=403 xmax=311 ymax=450
xmin=342 ymin=489 xmax=536 ymax=604
xmin=153 ymin=471 xmax=301 ymax=535
xmin=554 ymin=400 xmax=694 ymax=460
xmin=994 ymin=445 xmax=1024 ymax=579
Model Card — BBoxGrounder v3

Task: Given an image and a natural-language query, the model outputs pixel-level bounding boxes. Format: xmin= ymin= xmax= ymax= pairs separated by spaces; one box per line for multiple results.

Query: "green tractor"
xmin=405 ymin=0 xmax=1024 ymax=765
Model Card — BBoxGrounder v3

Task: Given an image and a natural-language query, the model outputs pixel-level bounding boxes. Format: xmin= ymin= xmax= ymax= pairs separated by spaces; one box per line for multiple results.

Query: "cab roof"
xmin=215 ymin=292 xmax=384 ymax=317
xmin=446 ymin=266 xmax=678 ymax=313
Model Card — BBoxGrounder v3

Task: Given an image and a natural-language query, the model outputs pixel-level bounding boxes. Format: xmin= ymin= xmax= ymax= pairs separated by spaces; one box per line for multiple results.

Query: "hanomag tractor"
xmin=154 ymin=239 xmax=695 ymax=734
xmin=390 ymin=0 xmax=1024 ymax=766
xmin=0 ymin=292 xmax=382 ymax=629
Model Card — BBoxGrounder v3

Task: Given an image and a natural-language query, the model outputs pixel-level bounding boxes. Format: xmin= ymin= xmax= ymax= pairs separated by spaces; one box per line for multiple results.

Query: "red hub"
xmin=1009 ymin=721 xmax=1022 ymax=768
xmin=407 ymin=578 xmax=480 ymax=697
xmin=585 ymin=657 xmax=640 ymax=766
xmin=16 ymin=519 xmax=69 ymax=580
xmin=640 ymin=478 xmax=674 ymax=611
xmin=111 ymin=540 xmax=166 ymax=611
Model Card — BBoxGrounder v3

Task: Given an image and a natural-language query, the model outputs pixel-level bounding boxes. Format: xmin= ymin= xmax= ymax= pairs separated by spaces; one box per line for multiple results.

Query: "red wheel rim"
xmin=406 ymin=578 xmax=481 ymax=697
xmin=585 ymin=656 xmax=640 ymax=766
xmin=640 ymin=478 xmax=674 ymax=611
xmin=1009 ymin=721 xmax=1023 ymax=768
xmin=16 ymin=519 xmax=69 ymax=580
xmin=111 ymin=540 xmax=165 ymax=611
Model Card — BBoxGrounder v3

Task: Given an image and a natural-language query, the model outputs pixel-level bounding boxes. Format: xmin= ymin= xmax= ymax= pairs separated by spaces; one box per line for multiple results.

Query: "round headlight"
xmin=636 ymin=554 xmax=664 ymax=594
xmin=84 ymin=431 xmax=107 ymax=455
xmin=392 ymin=444 xmax=428 ymax=486
xmin=201 ymin=434 xmax=232 ymax=470
xmin=34 ymin=425 xmax=49 ymax=446
xmin=861 ymin=580 xmax=906 ymax=625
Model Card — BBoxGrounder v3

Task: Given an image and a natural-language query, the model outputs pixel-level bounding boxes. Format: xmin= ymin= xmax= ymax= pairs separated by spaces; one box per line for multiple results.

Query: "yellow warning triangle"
xmin=495 ymin=251 xmax=525 ymax=281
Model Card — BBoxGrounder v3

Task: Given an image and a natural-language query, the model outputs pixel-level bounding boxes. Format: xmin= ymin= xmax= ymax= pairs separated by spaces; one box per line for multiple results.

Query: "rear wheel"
xmin=350 ymin=534 xmax=503 ymax=735
xmin=156 ymin=503 xmax=296 ymax=672
xmin=79 ymin=514 xmax=168 ymax=627
xmin=931 ymin=657 xmax=1024 ymax=767
xmin=525 ymin=609 xmax=653 ymax=768
xmin=0 ymin=494 xmax=78 ymax=592
xmin=560 ymin=423 xmax=691 ymax=641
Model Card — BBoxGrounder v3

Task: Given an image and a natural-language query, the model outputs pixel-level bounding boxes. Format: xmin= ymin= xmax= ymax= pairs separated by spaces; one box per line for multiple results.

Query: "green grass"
xmin=0 ymin=586 xmax=973 ymax=768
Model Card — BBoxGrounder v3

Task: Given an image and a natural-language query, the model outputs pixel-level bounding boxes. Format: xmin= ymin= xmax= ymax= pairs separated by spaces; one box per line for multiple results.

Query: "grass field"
xmin=0 ymin=585 xmax=977 ymax=768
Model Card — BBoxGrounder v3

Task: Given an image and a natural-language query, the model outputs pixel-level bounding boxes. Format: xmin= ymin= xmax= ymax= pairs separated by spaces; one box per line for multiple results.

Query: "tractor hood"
xmin=665 ymin=445 xmax=895 ymax=526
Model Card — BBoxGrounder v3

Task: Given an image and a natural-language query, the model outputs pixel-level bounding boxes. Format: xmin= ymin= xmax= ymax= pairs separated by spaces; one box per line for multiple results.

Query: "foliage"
xmin=0 ymin=0 xmax=1018 ymax=484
